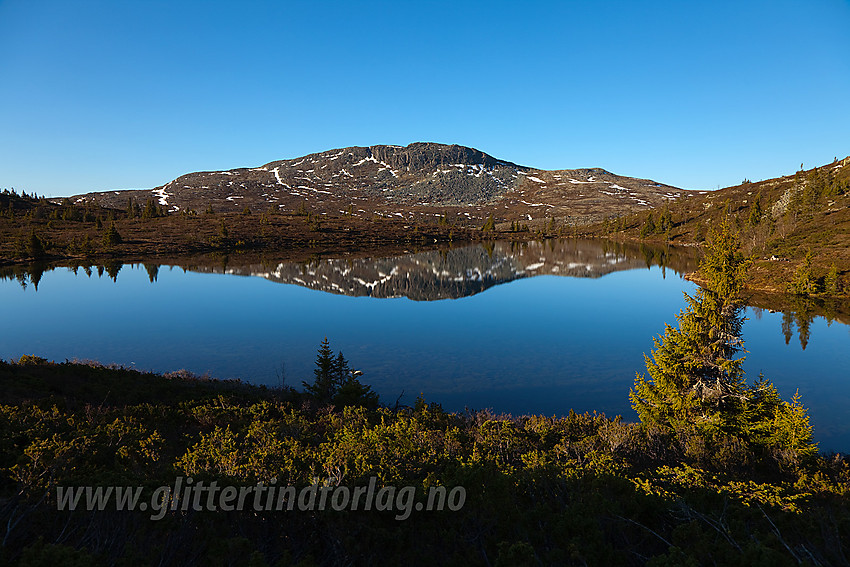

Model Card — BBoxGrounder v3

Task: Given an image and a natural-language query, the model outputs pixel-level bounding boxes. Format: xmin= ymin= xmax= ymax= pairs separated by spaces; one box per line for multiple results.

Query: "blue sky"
xmin=1 ymin=0 xmax=848 ymax=197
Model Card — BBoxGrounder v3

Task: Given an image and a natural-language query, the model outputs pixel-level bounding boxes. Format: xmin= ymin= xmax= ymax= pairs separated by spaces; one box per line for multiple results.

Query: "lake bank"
xmin=3 ymin=239 xmax=848 ymax=452
xmin=1 ymin=356 xmax=847 ymax=566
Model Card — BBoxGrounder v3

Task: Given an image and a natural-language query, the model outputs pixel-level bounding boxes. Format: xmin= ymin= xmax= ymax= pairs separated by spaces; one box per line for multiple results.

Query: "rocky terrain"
xmin=70 ymin=143 xmax=689 ymax=226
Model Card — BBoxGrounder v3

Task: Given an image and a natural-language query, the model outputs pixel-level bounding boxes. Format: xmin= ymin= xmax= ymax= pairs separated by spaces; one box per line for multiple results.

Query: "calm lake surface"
xmin=2 ymin=239 xmax=849 ymax=452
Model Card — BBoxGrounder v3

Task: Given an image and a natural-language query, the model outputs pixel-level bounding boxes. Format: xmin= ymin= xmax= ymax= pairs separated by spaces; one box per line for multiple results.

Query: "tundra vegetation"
xmin=3 ymin=154 xmax=849 ymax=303
xmin=0 ymin=222 xmax=847 ymax=566
xmin=0 ymin=189 xmax=487 ymax=267
xmin=597 ymin=159 xmax=850 ymax=300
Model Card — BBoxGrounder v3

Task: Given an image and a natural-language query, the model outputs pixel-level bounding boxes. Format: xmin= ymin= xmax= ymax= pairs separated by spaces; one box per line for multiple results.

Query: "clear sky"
xmin=1 ymin=0 xmax=848 ymax=197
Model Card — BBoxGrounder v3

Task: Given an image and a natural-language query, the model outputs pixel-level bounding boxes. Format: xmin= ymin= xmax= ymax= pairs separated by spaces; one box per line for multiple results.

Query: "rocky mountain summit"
xmin=71 ymin=143 xmax=689 ymax=225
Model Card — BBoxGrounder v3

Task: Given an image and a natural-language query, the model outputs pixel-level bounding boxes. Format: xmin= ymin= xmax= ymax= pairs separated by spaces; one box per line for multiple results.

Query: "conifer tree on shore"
xmin=631 ymin=220 xmax=816 ymax=462
xmin=303 ymin=338 xmax=378 ymax=408
xmin=631 ymin=220 xmax=750 ymax=433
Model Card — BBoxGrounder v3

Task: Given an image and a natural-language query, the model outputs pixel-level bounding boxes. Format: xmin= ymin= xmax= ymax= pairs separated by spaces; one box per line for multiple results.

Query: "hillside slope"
xmin=595 ymin=156 xmax=850 ymax=296
xmin=70 ymin=142 xmax=688 ymax=226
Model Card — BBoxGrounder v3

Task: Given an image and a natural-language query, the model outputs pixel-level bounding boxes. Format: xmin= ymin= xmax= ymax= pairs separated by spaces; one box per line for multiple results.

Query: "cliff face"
xmin=70 ymin=143 xmax=688 ymax=225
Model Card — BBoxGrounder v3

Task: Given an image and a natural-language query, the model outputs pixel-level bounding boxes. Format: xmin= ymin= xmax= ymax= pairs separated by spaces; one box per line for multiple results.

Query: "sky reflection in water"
xmin=1 ymin=242 xmax=848 ymax=452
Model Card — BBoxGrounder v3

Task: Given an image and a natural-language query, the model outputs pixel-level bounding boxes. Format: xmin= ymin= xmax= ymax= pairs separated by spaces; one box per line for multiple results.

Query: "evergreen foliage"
xmin=26 ymin=230 xmax=46 ymax=259
xmin=631 ymin=220 xmax=750 ymax=434
xmin=631 ymin=220 xmax=817 ymax=464
xmin=126 ymin=197 xmax=142 ymax=218
xmin=101 ymin=222 xmax=122 ymax=247
xmin=481 ymin=214 xmax=495 ymax=232
xmin=748 ymin=192 xmax=763 ymax=225
xmin=142 ymin=198 xmax=162 ymax=219
xmin=639 ymin=212 xmax=656 ymax=238
xmin=302 ymin=338 xmax=378 ymax=408
xmin=0 ymin=358 xmax=842 ymax=566
xmin=825 ymin=263 xmax=841 ymax=295
xmin=658 ymin=204 xmax=673 ymax=236
xmin=790 ymin=250 xmax=819 ymax=296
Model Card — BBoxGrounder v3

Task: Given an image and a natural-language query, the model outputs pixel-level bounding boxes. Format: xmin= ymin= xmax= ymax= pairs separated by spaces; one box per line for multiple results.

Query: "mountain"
xmin=70 ymin=143 xmax=688 ymax=225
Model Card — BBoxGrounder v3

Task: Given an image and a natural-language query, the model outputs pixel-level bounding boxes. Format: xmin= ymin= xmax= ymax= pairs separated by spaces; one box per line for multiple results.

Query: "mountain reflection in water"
xmin=2 ymin=239 xmax=849 ymax=452
xmin=182 ymin=239 xmax=700 ymax=301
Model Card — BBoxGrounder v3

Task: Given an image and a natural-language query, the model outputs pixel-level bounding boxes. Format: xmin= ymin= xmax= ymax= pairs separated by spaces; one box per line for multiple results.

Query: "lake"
xmin=2 ymin=239 xmax=848 ymax=452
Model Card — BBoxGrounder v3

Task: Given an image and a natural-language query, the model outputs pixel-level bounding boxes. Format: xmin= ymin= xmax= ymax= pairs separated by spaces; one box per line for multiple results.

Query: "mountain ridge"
xmin=69 ymin=142 xmax=688 ymax=226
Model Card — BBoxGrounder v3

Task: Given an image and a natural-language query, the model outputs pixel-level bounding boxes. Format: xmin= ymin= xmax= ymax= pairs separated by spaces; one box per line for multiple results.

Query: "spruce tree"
xmin=825 ymin=263 xmax=840 ymax=295
xmin=102 ymin=222 xmax=122 ymax=247
xmin=630 ymin=220 xmax=751 ymax=434
xmin=631 ymin=220 xmax=817 ymax=462
xmin=142 ymin=199 xmax=158 ymax=219
xmin=790 ymin=250 xmax=817 ymax=295
xmin=481 ymin=214 xmax=495 ymax=232
xmin=748 ymin=193 xmax=763 ymax=226
xmin=334 ymin=375 xmax=380 ymax=409
xmin=639 ymin=213 xmax=656 ymax=238
xmin=302 ymin=338 xmax=378 ymax=408
xmin=27 ymin=230 xmax=46 ymax=259
xmin=303 ymin=337 xmax=349 ymax=403
xmin=658 ymin=205 xmax=673 ymax=235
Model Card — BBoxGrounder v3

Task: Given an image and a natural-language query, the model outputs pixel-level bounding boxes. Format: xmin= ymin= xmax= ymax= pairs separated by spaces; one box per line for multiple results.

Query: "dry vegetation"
xmin=0 ymin=192 xmax=490 ymax=267
xmin=586 ymin=157 xmax=850 ymax=301
xmin=4 ymin=155 xmax=849 ymax=309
